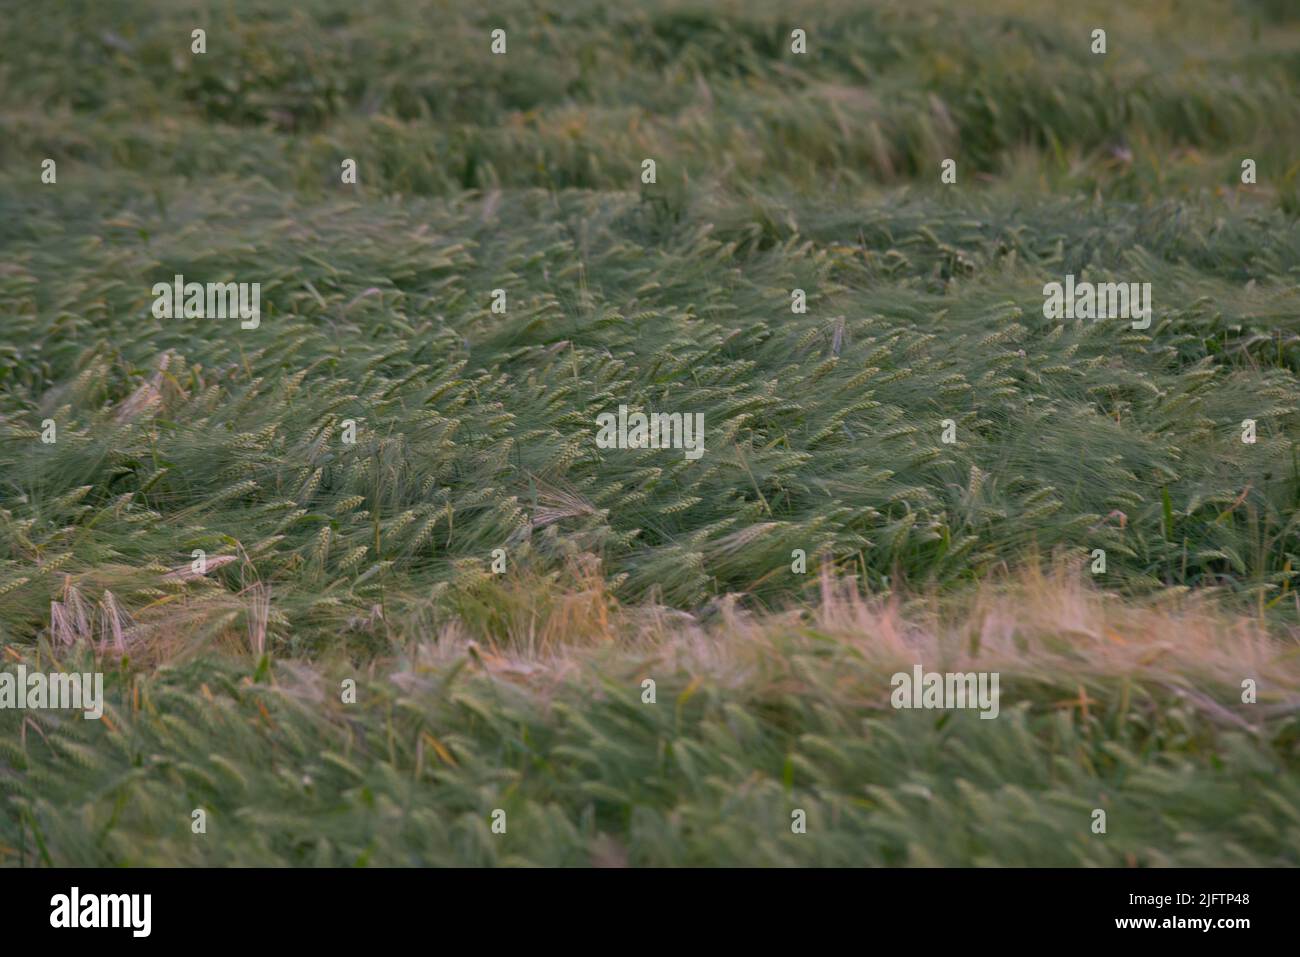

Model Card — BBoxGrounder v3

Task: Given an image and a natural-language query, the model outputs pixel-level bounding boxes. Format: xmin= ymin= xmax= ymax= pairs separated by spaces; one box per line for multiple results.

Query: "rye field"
xmin=1 ymin=0 xmax=1299 ymax=867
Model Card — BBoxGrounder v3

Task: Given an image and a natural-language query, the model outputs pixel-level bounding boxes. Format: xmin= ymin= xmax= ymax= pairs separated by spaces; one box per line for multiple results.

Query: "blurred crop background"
xmin=1 ymin=0 xmax=1299 ymax=865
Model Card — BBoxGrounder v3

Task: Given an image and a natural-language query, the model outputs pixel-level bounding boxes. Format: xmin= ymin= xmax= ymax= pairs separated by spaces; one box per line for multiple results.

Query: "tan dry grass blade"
xmin=401 ymin=564 xmax=1299 ymax=724
xmin=161 ymin=554 xmax=238 ymax=582
xmin=114 ymin=350 xmax=185 ymax=424
xmin=49 ymin=579 xmax=93 ymax=647
xmin=246 ymin=582 xmax=271 ymax=658
xmin=49 ymin=579 xmax=139 ymax=652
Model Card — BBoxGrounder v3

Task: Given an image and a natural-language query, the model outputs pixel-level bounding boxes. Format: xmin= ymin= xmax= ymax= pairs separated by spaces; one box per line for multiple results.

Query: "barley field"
xmin=1 ymin=0 xmax=1299 ymax=866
